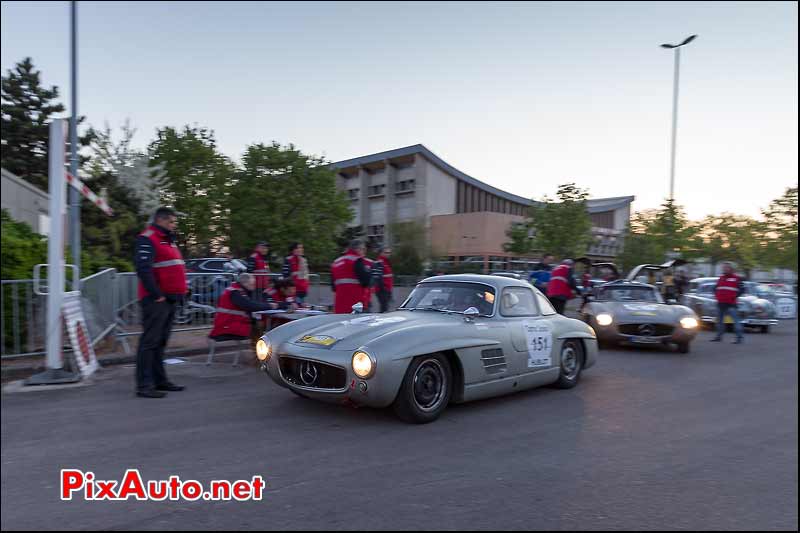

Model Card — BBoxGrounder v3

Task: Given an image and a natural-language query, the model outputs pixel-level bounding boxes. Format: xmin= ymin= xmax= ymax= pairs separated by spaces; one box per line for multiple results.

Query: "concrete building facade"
xmin=1 ymin=168 xmax=50 ymax=235
xmin=332 ymin=145 xmax=634 ymax=270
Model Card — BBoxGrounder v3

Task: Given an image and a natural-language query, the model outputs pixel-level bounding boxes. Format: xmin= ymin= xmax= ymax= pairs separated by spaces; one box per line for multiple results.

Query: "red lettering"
xmin=61 ymin=470 xmax=84 ymax=500
xmin=211 ymin=481 xmax=230 ymax=500
xmin=232 ymin=481 xmax=250 ymax=500
xmin=169 ymin=476 xmax=181 ymax=500
xmin=148 ymin=480 xmax=168 ymax=501
xmin=252 ymin=476 xmax=265 ymax=500
xmin=181 ymin=480 xmax=202 ymax=501
xmin=95 ymin=480 xmax=117 ymax=500
xmin=117 ymin=469 xmax=146 ymax=500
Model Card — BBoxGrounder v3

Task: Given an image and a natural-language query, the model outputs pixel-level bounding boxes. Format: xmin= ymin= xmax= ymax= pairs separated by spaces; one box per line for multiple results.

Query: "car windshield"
xmin=597 ymin=286 xmax=663 ymax=303
xmin=400 ymin=282 xmax=496 ymax=316
xmin=698 ymin=283 xmax=716 ymax=295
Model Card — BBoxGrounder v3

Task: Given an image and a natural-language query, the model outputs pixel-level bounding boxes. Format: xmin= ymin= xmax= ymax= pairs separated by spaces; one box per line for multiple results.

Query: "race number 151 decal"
xmin=523 ymin=321 xmax=552 ymax=369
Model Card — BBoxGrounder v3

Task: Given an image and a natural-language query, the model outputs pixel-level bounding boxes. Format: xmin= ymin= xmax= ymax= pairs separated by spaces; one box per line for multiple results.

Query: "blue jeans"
xmin=716 ymin=303 xmax=743 ymax=340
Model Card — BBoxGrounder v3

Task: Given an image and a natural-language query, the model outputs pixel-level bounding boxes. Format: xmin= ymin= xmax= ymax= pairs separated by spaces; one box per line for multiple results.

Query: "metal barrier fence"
xmin=1 ymin=268 xmax=119 ymax=360
xmin=2 ymin=268 xmax=416 ymax=359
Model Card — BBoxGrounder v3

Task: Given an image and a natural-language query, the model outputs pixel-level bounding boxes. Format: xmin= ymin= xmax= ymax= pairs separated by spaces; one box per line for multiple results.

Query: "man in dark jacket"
xmin=134 ymin=207 xmax=187 ymax=398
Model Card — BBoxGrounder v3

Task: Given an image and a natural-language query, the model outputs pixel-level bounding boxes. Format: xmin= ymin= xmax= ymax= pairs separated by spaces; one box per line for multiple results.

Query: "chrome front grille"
xmin=618 ymin=323 xmax=675 ymax=336
xmin=278 ymin=356 xmax=347 ymax=390
xmin=481 ymin=348 xmax=507 ymax=375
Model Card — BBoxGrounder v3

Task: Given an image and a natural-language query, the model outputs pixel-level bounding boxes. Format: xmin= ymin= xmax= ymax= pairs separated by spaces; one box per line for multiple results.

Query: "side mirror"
xmin=463 ymin=307 xmax=480 ymax=321
xmin=351 ymin=302 xmax=364 ymax=314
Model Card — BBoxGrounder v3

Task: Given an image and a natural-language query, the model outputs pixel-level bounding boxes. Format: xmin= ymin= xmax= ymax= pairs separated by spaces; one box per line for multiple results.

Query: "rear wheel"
xmin=760 ymin=325 xmax=770 ymax=334
xmin=393 ymin=354 xmax=452 ymax=424
xmin=555 ymin=340 xmax=584 ymax=389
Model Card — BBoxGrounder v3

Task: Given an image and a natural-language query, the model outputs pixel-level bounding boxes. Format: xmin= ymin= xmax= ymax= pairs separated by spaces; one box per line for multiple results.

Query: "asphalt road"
xmin=2 ymin=321 xmax=797 ymax=531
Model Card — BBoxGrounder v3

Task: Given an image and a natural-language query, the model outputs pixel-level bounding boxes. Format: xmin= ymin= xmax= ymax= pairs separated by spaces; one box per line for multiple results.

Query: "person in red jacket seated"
xmin=209 ymin=273 xmax=281 ymax=341
xmin=266 ymin=277 xmax=300 ymax=313
xmin=711 ymin=262 xmax=745 ymax=344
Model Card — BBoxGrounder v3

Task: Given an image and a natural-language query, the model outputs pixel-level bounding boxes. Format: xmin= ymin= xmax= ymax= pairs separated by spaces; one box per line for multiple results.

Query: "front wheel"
xmin=676 ymin=341 xmax=691 ymax=354
xmin=555 ymin=340 xmax=584 ymax=389
xmin=393 ymin=354 xmax=452 ymax=424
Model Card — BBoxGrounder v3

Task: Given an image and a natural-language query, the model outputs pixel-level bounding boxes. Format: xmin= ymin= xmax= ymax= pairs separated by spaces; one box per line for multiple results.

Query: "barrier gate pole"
xmin=25 ymin=119 xmax=80 ymax=385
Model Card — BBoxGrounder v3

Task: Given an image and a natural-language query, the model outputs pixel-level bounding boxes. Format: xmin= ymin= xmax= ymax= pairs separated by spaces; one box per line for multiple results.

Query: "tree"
xmin=389 ymin=220 xmax=428 ymax=276
xmin=148 ymin=126 xmax=235 ymax=256
xmin=1 ymin=57 xmax=92 ymax=191
xmin=88 ymin=121 xmax=168 ymax=216
xmin=1 ymin=209 xmax=47 ymax=280
xmin=525 ymin=183 xmax=593 ymax=259
xmin=617 ymin=199 xmax=698 ymax=271
xmin=227 ymin=142 xmax=352 ymax=270
xmin=692 ymin=214 xmax=765 ymax=277
xmin=762 ymin=187 xmax=798 ymax=273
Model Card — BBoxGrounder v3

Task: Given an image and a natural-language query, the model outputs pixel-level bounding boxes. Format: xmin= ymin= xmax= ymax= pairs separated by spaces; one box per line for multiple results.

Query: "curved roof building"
xmin=333 ymin=144 xmax=634 ymax=269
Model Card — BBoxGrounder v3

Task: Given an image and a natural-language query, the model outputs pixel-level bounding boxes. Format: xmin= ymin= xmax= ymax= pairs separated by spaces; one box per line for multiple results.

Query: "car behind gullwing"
xmin=256 ymin=274 xmax=598 ymax=423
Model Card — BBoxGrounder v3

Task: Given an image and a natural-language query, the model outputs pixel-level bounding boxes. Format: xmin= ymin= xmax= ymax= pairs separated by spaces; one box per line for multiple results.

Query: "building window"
xmin=347 ymin=188 xmax=360 ymax=201
xmin=367 ymin=225 xmax=385 ymax=236
xmin=368 ymin=184 xmax=386 ymax=196
xmin=395 ymin=179 xmax=415 ymax=193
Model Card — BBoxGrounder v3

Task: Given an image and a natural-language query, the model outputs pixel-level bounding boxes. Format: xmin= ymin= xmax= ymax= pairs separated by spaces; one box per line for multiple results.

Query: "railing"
xmin=1 ymin=268 xmax=119 ymax=360
xmin=2 ymin=268 xmax=416 ymax=359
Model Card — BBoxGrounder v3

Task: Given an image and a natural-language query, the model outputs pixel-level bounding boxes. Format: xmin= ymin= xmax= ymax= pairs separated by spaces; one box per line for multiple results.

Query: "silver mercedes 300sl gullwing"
xmin=256 ymin=274 xmax=598 ymax=423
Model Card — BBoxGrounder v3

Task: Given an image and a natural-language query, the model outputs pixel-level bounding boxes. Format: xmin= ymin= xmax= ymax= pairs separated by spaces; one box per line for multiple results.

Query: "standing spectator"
xmin=362 ymin=255 xmax=374 ymax=312
xmin=372 ymin=246 xmax=394 ymax=313
xmin=674 ymin=269 xmax=689 ymax=298
xmin=331 ymin=239 xmax=371 ymax=314
xmin=282 ymin=242 xmax=310 ymax=304
xmin=711 ymin=262 xmax=745 ymax=344
xmin=246 ymin=241 xmax=271 ymax=292
xmin=547 ymin=259 xmax=578 ymax=315
xmin=133 ymin=207 xmax=187 ymax=398
xmin=529 ymin=253 xmax=554 ymax=291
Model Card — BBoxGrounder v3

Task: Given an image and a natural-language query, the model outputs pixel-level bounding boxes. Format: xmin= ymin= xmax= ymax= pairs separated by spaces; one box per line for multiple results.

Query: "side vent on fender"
xmin=481 ymin=348 xmax=507 ymax=375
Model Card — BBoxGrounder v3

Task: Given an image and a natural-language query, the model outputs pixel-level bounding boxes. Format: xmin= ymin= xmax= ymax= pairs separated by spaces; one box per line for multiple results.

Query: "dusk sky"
xmin=2 ymin=1 xmax=797 ymax=220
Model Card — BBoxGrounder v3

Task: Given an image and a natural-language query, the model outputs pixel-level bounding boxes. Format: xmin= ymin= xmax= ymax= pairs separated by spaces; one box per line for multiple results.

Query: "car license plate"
xmin=632 ymin=336 xmax=659 ymax=344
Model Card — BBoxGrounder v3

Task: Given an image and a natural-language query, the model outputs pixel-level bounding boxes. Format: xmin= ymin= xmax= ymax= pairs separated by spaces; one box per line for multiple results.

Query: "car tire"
xmin=677 ymin=341 xmax=690 ymax=354
xmin=555 ymin=339 xmax=584 ymax=389
xmin=393 ymin=353 xmax=452 ymax=424
xmin=760 ymin=325 xmax=770 ymax=334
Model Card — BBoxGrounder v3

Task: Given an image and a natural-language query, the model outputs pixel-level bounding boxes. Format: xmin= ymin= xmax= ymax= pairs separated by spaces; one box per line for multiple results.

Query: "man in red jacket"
xmin=711 ymin=262 xmax=745 ymax=344
xmin=282 ymin=242 xmax=310 ymax=304
xmin=209 ymin=273 xmax=279 ymax=340
xmin=134 ymin=207 xmax=188 ymax=398
xmin=331 ymin=240 xmax=372 ymax=314
xmin=547 ymin=259 xmax=578 ymax=315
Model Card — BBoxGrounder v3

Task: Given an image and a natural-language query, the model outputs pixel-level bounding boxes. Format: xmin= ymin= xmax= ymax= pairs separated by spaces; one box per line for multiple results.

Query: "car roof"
xmin=420 ymin=274 xmax=532 ymax=289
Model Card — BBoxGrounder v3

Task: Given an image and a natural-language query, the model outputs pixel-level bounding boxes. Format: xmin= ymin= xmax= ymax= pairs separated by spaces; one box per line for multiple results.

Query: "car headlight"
xmin=596 ymin=313 xmax=613 ymax=326
xmin=680 ymin=317 xmax=698 ymax=329
xmin=352 ymin=351 xmax=375 ymax=379
xmin=256 ymin=339 xmax=271 ymax=362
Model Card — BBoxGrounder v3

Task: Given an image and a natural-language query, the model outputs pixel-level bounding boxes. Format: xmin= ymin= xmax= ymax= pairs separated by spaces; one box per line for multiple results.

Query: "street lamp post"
xmin=660 ymin=34 xmax=697 ymax=202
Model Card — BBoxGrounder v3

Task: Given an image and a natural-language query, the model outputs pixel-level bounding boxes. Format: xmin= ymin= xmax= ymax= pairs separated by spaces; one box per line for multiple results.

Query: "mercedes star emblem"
xmin=638 ymin=324 xmax=656 ymax=337
xmin=299 ymin=361 xmax=319 ymax=386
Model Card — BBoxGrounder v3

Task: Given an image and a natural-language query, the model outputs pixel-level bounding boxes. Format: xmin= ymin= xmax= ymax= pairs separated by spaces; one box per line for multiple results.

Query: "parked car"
xmin=256 ymin=274 xmax=598 ymax=423
xmin=581 ymin=280 xmax=699 ymax=353
xmin=681 ymin=277 xmax=779 ymax=332
xmin=746 ymin=282 xmax=797 ymax=319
